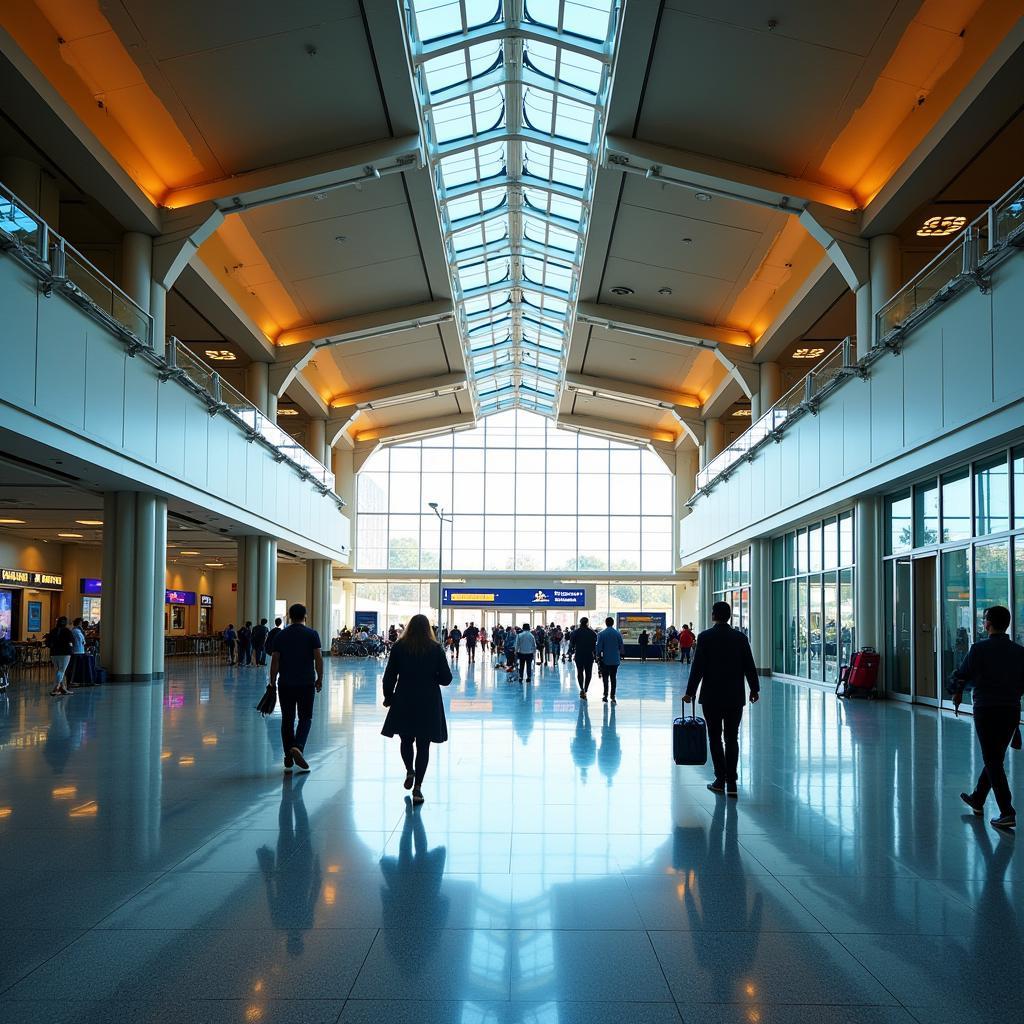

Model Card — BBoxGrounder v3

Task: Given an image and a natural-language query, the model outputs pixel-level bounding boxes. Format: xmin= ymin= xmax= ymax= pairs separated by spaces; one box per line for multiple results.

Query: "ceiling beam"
xmin=283 ymin=373 xmax=329 ymax=419
xmin=702 ymin=375 xmax=743 ymax=421
xmin=276 ymin=301 xmax=454 ymax=348
xmin=355 ymin=412 xmax=476 ymax=444
xmin=576 ymin=301 xmax=752 ymax=352
xmin=161 ymin=136 xmax=423 ymax=212
xmin=603 ymin=136 xmax=858 ymax=213
xmin=329 ymin=373 xmax=468 ymax=410
xmin=563 ymin=372 xmax=701 ymax=411
xmin=558 ymin=413 xmax=676 ymax=446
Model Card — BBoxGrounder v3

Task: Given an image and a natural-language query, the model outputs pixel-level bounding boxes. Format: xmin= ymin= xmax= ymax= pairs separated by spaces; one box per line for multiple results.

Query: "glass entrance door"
xmin=913 ymin=555 xmax=940 ymax=704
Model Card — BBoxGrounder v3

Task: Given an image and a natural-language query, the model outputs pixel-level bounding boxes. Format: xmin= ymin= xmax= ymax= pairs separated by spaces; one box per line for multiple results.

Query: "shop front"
xmin=0 ymin=567 xmax=63 ymax=640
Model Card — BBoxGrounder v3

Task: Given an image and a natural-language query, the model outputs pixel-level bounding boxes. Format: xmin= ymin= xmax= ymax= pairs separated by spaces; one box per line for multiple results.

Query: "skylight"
xmin=405 ymin=0 xmax=622 ymax=419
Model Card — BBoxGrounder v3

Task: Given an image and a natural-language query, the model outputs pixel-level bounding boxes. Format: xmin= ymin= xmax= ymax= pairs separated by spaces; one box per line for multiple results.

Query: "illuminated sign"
xmin=616 ymin=612 xmax=667 ymax=644
xmin=199 ymin=594 xmax=213 ymax=607
xmin=165 ymin=590 xmax=196 ymax=606
xmin=81 ymin=578 xmax=102 ymax=595
xmin=0 ymin=568 xmax=63 ymax=589
xmin=442 ymin=587 xmax=585 ymax=607
xmin=916 ymin=215 xmax=967 ymax=238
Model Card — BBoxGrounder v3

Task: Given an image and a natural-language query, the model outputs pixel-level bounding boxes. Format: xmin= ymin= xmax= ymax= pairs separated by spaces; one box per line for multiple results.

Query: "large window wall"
xmin=356 ymin=411 xmax=674 ymax=573
xmin=771 ymin=512 xmax=856 ymax=684
xmin=883 ymin=445 xmax=1024 ymax=705
xmin=711 ymin=549 xmax=750 ymax=636
xmin=351 ymin=581 xmax=677 ymax=632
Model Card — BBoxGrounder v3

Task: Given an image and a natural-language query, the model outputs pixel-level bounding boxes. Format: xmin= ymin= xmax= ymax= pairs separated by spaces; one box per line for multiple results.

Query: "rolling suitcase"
xmin=836 ymin=647 xmax=880 ymax=699
xmin=673 ymin=699 xmax=708 ymax=765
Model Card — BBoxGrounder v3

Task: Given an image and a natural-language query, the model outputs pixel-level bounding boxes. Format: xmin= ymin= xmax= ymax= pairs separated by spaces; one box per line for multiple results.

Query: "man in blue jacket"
xmin=951 ymin=605 xmax=1024 ymax=830
xmin=596 ymin=617 xmax=624 ymax=704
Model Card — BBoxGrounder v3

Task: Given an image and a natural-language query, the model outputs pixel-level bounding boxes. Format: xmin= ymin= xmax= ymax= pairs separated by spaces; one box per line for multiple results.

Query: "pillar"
xmin=676 ymin=446 xmax=698 ymax=565
xmin=855 ymin=495 xmax=881 ymax=653
xmin=759 ymin=361 xmax=781 ymax=413
xmin=308 ymin=418 xmax=327 ymax=465
xmin=702 ymin=417 xmax=724 ymax=468
xmin=750 ymin=538 xmax=772 ymax=675
xmin=697 ymin=560 xmax=713 ymax=630
xmin=102 ymin=491 xmax=167 ymax=681
xmin=121 ymin=232 xmax=153 ymax=314
xmin=245 ymin=362 xmax=270 ymax=416
xmin=235 ymin=535 xmax=275 ymax=625
xmin=267 ymin=392 xmax=278 ymax=421
xmin=332 ymin=447 xmax=354 ymax=503
xmin=150 ymin=281 xmax=167 ymax=360
xmin=306 ymin=559 xmax=332 ymax=648
xmin=869 ymin=234 xmax=902 ymax=317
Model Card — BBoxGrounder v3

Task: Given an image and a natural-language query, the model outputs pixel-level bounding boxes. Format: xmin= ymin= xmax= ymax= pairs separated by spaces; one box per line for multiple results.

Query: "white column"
xmin=759 ymin=361 xmax=781 ymax=411
xmin=676 ymin=446 xmax=699 ymax=564
xmin=750 ymin=538 xmax=772 ymax=674
xmin=245 ymin=362 xmax=270 ymax=416
xmin=306 ymin=559 xmax=332 ymax=648
xmin=121 ymin=233 xmax=153 ymax=314
xmin=697 ymin=560 xmax=713 ymax=630
xmin=702 ymin=417 xmax=724 ymax=467
xmin=855 ymin=495 xmax=881 ymax=652
xmin=870 ymin=234 xmax=902 ymax=316
xmin=256 ymin=537 xmax=277 ymax=622
xmin=308 ymin=418 xmax=327 ymax=464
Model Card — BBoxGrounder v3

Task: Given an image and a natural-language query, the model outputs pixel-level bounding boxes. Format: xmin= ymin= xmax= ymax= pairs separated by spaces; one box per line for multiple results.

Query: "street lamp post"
xmin=428 ymin=502 xmax=452 ymax=639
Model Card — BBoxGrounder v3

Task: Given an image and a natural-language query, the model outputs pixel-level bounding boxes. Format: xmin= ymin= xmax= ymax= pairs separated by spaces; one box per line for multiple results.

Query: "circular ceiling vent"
xmin=610 ymin=285 xmax=634 ymax=296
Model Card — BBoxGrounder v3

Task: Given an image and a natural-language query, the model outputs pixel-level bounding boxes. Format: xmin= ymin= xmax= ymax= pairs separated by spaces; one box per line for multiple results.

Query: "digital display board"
xmin=199 ymin=594 xmax=213 ymax=607
xmin=442 ymin=587 xmax=585 ymax=608
xmin=165 ymin=590 xmax=196 ymax=606
xmin=81 ymin=578 xmax=103 ymax=595
xmin=0 ymin=568 xmax=62 ymax=589
xmin=616 ymin=612 xmax=667 ymax=643
xmin=354 ymin=610 xmax=378 ymax=634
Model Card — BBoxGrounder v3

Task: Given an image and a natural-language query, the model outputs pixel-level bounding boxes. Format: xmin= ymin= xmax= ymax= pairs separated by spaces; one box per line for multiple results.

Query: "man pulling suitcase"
xmin=683 ymin=601 xmax=760 ymax=797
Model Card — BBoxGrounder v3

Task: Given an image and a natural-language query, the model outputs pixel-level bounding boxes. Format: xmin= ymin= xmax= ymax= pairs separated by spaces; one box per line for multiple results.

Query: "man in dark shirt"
xmin=269 ymin=604 xmax=324 ymax=773
xmin=266 ymin=617 xmax=283 ymax=656
xmin=252 ymin=618 xmax=270 ymax=666
xmin=464 ymin=622 xmax=480 ymax=663
xmin=684 ymin=601 xmax=760 ymax=796
xmin=951 ymin=605 xmax=1024 ymax=829
xmin=573 ymin=617 xmax=598 ymax=699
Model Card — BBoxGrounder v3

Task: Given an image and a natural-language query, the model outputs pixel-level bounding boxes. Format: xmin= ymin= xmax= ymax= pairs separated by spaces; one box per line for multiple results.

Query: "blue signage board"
xmin=81 ymin=577 xmax=103 ymax=595
xmin=442 ymin=587 xmax=586 ymax=608
xmin=27 ymin=599 xmax=42 ymax=634
xmin=354 ymin=610 xmax=378 ymax=634
xmin=165 ymin=590 xmax=196 ymax=606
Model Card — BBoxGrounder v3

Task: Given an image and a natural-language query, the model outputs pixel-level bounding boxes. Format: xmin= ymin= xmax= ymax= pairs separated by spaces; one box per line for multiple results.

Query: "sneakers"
xmin=284 ymin=754 xmax=294 ymax=772
xmin=290 ymin=747 xmax=310 ymax=772
xmin=707 ymin=780 xmax=725 ymax=794
xmin=960 ymin=792 xmax=984 ymax=815
xmin=991 ymin=813 xmax=1016 ymax=830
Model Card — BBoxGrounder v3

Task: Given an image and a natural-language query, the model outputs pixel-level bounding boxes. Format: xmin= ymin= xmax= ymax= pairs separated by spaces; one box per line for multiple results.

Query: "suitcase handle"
xmin=682 ymin=694 xmax=696 ymax=720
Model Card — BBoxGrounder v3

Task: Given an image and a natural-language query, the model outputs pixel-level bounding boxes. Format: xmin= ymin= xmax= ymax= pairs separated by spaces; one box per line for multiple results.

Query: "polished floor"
xmin=0 ymin=649 xmax=1019 ymax=1023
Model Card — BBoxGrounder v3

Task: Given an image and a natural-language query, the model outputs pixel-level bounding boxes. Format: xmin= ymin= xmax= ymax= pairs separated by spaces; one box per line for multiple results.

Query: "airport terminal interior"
xmin=1 ymin=0 xmax=1023 ymax=1020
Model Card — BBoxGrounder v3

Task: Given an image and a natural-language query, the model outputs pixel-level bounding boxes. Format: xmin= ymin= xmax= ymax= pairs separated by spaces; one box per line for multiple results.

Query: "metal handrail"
xmin=690 ymin=169 xmax=1024 ymax=502
xmin=0 ymin=179 xmax=342 ymax=505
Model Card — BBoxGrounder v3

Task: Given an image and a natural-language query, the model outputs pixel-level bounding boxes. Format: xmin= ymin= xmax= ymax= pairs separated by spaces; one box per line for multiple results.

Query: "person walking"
xmin=638 ymin=629 xmax=650 ymax=663
xmin=238 ymin=621 xmax=253 ymax=667
xmin=533 ymin=624 xmax=547 ymax=667
xmin=503 ymin=626 xmax=517 ymax=677
xmin=46 ymin=616 xmax=75 ymax=697
xmin=680 ymin=624 xmax=696 ymax=665
xmin=951 ymin=605 xmax=1024 ymax=830
xmin=253 ymin=618 xmax=270 ymax=667
xmin=596 ymin=616 xmax=624 ymax=704
xmin=573 ymin=617 xmax=598 ymax=699
xmin=684 ymin=602 xmax=760 ymax=797
xmin=266 ymin=617 xmax=283 ymax=656
xmin=224 ymin=623 xmax=237 ymax=665
xmin=69 ymin=616 xmax=87 ymax=688
xmin=448 ymin=624 xmax=462 ymax=661
xmin=268 ymin=604 xmax=324 ymax=773
xmin=515 ymin=622 xmax=537 ymax=683
xmin=464 ymin=622 xmax=479 ymax=664
xmin=381 ymin=613 xmax=452 ymax=805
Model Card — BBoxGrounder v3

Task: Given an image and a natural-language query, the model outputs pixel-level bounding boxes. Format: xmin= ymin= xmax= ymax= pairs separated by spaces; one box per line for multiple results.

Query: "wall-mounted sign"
xmin=0 ymin=568 xmax=62 ymax=589
xmin=442 ymin=587 xmax=585 ymax=608
xmin=27 ymin=600 xmax=42 ymax=633
xmin=199 ymin=594 xmax=213 ymax=607
xmin=616 ymin=612 xmax=667 ymax=644
xmin=354 ymin=610 xmax=378 ymax=634
xmin=81 ymin=578 xmax=103 ymax=595
xmin=165 ymin=590 xmax=196 ymax=606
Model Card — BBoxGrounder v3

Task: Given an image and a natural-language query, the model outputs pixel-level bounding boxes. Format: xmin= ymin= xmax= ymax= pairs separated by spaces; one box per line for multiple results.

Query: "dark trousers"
xmin=704 ymin=704 xmax=744 ymax=784
xmin=517 ymin=653 xmax=534 ymax=682
xmin=226 ymin=641 xmax=236 ymax=664
xmin=254 ymin=643 xmax=267 ymax=666
xmin=601 ymin=663 xmax=618 ymax=699
xmin=576 ymin=656 xmax=594 ymax=691
xmin=972 ymin=705 xmax=1020 ymax=815
xmin=279 ymin=685 xmax=315 ymax=755
xmin=639 ymin=644 xmax=649 ymax=662
xmin=399 ymin=734 xmax=431 ymax=785
xmin=239 ymin=642 xmax=252 ymax=665
xmin=681 ymin=648 xmax=692 ymax=664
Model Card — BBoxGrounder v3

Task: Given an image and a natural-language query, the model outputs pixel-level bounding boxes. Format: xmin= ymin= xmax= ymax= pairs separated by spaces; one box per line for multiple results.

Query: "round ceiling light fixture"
xmin=681 ymin=237 xmax=693 ymax=244
xmin=657 ymin=287 xmax=673 ymax=296
xmin=694 ymin=192 xmax=712 ymax=202
xmin=916 ymin=215 xmax=967 ymax=238
xmin=610 ymin=285 xmax=635 ymax=296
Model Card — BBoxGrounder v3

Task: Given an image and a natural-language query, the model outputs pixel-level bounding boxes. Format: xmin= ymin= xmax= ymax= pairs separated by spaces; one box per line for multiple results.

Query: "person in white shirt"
xmin=70 ymin=616 xmax=87 ymax=688
xmin=513 ymin=622 xmax=537 ymax=683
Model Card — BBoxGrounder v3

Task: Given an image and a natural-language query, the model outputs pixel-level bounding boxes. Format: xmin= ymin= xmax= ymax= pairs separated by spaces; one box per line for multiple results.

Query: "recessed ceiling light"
xmin=694 ymin=192 xmax=712 ymax=201
xmin=76 ymin=519 xmax=103 ymax=526
xmin=793 ymin=346 xmax=826 ymax=360
xmin=917 ymin=215 xmax=966 ymax=238
xmin=278 ymin=408 xmax=300 ymax=416
xmin=205 ymin=562 xmax=225 ymax=567
xmin=657 ymin=287 xmax=673 ymax=296
xmin=58 ymin=532 xmax=83 ymax=538
xmin=732 ymin=408 xmax=752 ymax=417
xmin=180 ymin=550 xmax=200 ymax=555
xmin=610 ymin=286 xmax=634 ymax=296
xmin=0 ymin=518 xmax=25 ymax=524
xmin=204 ymin=349 xmax=236 ymax=362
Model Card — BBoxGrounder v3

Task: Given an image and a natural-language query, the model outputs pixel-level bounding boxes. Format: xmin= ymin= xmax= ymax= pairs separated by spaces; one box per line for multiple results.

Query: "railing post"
xmin=211 ymin=372 xmax=222 ymax=404
xmin=842 ymin=336 xmax=853 ymax=367
xmin=166 ymin=337 xmax=178 ymax=369
xmin=36 ymin=221 xmax=49 ymax=264
xmin=52 ymin=237 xmax=66 ymax=279
xmin=986 ymin=206 xmax=995 ymax=254
xmin=804 ymin=372 xmax=814 ymax=404
xmin=961 ymin=225 xmax=976 ymax=276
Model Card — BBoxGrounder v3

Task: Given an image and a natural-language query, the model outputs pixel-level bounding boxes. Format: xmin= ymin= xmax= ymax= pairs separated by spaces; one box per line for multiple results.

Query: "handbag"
xmin=256 ymin=684 xmax=277 ymax=716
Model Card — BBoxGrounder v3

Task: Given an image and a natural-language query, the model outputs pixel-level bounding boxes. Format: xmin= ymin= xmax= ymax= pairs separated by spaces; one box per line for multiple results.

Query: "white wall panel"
xmin=940 ymin=289 xmax=992 ymax=428
xmin=841 ymin=381 xmax=870 ymax=476
xmin=35 ymin=300 xmax=87 ymax=429
xmin=0 ymin=262 xmax=38 ymax=406
xmin=818 ymin=399 xmax=844 ymax=490
xmin=902 ymin=324 xmax=943 ymax=446
xmin=156 ymin=378 xmax=188 ymax=478
xmin=122 ymin=355 xmax=159 ymax=463
xmin=183 ymin=401 xmax=210 ymax=487
xmin=83 ymin=333 xmax=125 ymax=448
xmin=868 ymin=349 xmax=903 ymax=462
xmin=797 ymin=415 xmax=819 ymax=496
xmin=992 ymin=257 xmax=1024 ymax=405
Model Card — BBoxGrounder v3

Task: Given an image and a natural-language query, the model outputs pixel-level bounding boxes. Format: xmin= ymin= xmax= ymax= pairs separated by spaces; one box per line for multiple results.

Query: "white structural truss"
xmin=404 ymin=0 xmax=623 ymax=418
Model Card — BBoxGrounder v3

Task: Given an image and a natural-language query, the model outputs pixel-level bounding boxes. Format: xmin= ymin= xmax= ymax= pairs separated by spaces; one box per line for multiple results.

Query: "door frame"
xmin=911 ymin=552 xmax=941 ymax=706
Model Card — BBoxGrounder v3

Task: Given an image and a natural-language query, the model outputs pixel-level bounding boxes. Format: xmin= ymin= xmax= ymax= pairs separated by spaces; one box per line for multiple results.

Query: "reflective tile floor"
xmin=0 ymin=652 xmax=1020 ymax=1023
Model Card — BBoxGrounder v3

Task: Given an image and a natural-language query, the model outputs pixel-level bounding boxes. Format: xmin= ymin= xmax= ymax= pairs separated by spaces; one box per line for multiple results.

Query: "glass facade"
xmin=883 ymin=445 xmax=1024 ymax=705
xmin=771 ymin=512 xmax=856 ymax=684
xmin=711 ymin=549 xmax=750 ymax=636
xmin=356 ymin=410 xmax=673 ymax=573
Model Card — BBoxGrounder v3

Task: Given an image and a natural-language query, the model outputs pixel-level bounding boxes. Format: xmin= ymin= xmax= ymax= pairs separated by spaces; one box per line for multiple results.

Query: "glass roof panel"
xmin=408 ymin=0 xmax=622 ymax=419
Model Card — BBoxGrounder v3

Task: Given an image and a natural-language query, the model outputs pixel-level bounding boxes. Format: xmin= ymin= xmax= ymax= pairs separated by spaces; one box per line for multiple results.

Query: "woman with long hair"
xmin=381 ymin=613 xmax=452 ymax=804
